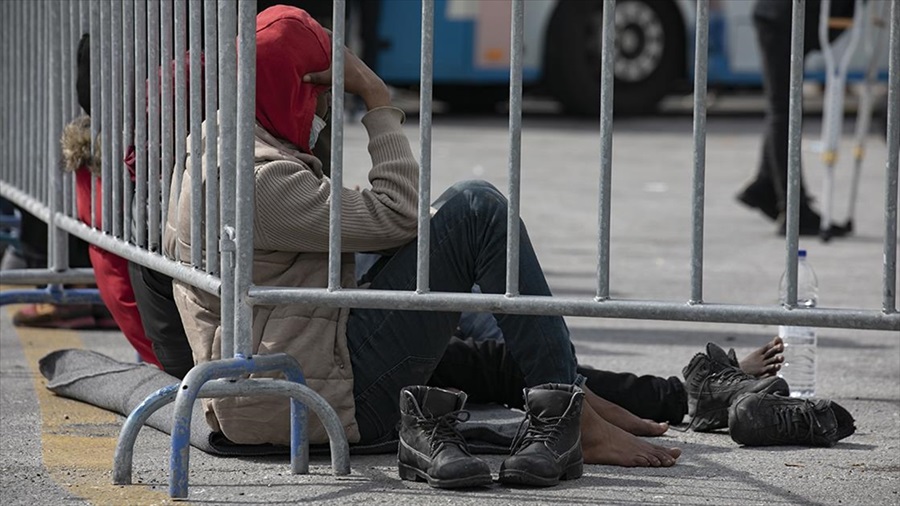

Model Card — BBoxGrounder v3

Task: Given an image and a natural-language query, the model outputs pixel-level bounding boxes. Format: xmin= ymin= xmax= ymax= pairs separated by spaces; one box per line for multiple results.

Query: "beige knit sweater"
xmin=164 ymin=106 xmax=419 ymax=445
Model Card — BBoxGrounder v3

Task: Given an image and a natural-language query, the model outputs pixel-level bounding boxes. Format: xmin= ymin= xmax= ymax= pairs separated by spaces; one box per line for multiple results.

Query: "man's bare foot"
xmin=740 ymin=336 xmax=784 ymax=377
xmin=580 ymin=402 xmax=681 ymax=467
xmin=584 ymin=387 xmax=669 ymax=437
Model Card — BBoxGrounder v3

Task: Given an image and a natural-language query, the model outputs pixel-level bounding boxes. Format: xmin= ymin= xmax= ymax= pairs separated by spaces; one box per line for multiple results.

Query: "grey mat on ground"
xmin=38 ymin=348 xmax=521 ymax=456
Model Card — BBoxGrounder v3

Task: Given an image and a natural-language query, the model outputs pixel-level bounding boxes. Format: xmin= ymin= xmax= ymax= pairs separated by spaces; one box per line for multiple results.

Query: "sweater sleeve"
xmin=254 ymin=106 xmax=419 ymax=252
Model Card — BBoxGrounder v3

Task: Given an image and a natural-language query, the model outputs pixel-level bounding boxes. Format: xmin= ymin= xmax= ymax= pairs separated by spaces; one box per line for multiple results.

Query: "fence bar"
xmin=189 ymin=0 xmax=203 ymax=268
xmin=884 ymin=0 xmax=899 ymax=313
xmin=111 ymin=0 xmax=123 ymax=238
xmin=1 ymin=3 xmax=6 ymax=195
xmin=11 ymin=5 xmax=19 ymax=196
xmin=38 ymin=3 xmax=46 ymax=206
xmin=66 ymin=0 xmax=79 ymax=218
xmin=205 ymin=0 xmax=220 ymax=276
xmin=234 ymin=0 xmax=257 ymax=358
xmin=159 ymin=2 xmax=178 ymax=248
xmin=249 ymin=287 xmax=900 ymax=331
xmin=89 ymin=1 xmax=99 ymax=228
xmin=689 ymin=0 xmax=709 ymax=304
xmin=135 ymin=0 xmax=148 ymax=248
xmin=28 ymin=0 xmax=33 ymax=199
xmin=48 ymin=1 xmax=64 ymax=273
xmin=101 ymin=0 xmax=112 ymax=234
xmin=328 ymin=0 xmax=347 ymax=291
xmin=149 ymin=0 xmax=163 ymax=251
xmin=60 ymin=0 xmax=71 ymax=122
xmin=596 ymin=0 xmax=616 ymax=301
xmin=416 ymin=0 xmax=434 ymax=294
xmin=123 ymin=0 xmax=134 ymax=244
xmin=505 ymin=0 xmax=524 ymax=297
xmin=783 ymin=0 xmax=806 ymax=307
xmin=173 ymin=0 xmax=187 ymax=240
xmin=218 ymin=0 xmax=237 ymax=360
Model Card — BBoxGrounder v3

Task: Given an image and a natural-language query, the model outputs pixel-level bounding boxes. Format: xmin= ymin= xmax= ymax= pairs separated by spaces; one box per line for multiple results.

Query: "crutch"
xmin=843 ymin=0 xmax=890 ymax=234
xmin=817 ymin=0 xmax=864 ymax=242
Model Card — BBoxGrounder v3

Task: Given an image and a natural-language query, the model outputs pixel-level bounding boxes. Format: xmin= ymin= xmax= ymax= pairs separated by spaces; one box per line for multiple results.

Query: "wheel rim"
xmin=588 ymin=0 xmax=666 ymax=84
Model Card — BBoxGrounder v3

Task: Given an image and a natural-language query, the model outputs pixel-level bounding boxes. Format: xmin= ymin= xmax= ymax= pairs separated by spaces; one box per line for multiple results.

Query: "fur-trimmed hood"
xmin=60 ymin=115 xmax=100 ymax=175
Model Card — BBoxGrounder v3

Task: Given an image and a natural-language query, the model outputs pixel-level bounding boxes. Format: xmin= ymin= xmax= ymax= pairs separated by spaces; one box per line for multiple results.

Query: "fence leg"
xmin=167 ymin=353 xmax=347 ymax=498
xmin=112 ymin=384 xmax=179 ymax=485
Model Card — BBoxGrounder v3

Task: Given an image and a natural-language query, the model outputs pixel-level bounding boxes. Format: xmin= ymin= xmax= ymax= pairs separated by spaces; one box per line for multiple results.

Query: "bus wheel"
xmin=545 ymin=0 xmax=685 ymax=115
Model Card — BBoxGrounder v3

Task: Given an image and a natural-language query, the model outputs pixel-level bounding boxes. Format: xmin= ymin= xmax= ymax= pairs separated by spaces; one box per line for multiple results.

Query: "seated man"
xmin=164 ymin=5 xmax=680 ymax=474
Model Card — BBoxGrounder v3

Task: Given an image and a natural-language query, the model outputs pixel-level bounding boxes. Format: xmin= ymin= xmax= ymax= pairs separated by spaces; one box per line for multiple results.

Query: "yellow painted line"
xmin=11 ymin=307 xmax=181 ymax=505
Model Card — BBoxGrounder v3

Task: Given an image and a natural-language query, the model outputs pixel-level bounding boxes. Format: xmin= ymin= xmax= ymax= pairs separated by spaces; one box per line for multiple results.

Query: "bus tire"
xmin=544 ymin=0 xmax=685 ymax=116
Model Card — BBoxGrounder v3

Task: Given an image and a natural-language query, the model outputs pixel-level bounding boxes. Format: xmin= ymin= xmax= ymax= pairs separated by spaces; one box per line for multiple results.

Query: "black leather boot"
xmin=499 ymin=383 xmax=584 ymax=487
xmin=398 ymin=386 xmax=492 ymax=489
xmin=729 ymin=392 xmax=856 ymax=447
xmin=683 ymin=343 xmax=790 ymax=431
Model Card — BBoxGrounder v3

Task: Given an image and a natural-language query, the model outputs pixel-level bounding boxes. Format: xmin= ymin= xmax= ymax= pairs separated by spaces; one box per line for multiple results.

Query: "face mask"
xmin=309 ymin=114 xmax=327 ymax=149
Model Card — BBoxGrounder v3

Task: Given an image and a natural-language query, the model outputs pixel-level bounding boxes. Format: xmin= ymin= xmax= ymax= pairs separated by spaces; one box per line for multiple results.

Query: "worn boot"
xmin=499 ymin=383 xmax=584 ymax=487
xmin=729 ymin=392 xmax=856 ymax=447
xmin=398 ymin=386 xmax=492 ymax=489
xmin=683 ymin=343 xmax=790 ymax=431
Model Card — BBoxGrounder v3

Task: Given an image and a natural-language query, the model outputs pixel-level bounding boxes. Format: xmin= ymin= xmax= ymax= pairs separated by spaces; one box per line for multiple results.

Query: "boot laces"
xmin=420 ymin=411 xmax=470 ymax=456
xmin=682 ymin=366 xmax=753 ymax=432
xmin=709 ymin=366 xmax=754 ymax=387
xmin=511 ymin=414 xmax=563 ymax=451
xmin=775 ymin=400 xmax=819 ymax=441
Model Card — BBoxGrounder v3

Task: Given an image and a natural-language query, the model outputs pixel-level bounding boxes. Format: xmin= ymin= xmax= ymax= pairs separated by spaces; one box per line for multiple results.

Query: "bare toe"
xmin=742 ymin=336 xmax=787 ymax=378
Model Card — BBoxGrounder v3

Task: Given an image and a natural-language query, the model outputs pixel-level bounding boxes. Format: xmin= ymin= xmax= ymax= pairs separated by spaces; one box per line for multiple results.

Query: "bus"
xmin=368 ymin=0 xmax=891 ymax=114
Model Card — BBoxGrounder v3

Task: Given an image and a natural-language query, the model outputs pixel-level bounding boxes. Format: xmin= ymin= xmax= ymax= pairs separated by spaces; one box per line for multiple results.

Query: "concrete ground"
xmin=1 ymin=107 xmax=898 ymax=505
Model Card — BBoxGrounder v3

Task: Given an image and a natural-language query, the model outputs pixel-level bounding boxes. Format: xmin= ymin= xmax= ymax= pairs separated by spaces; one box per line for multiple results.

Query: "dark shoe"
xmin=499 ymin=383 xmax=584 ymax=487
xmin=398 ymin=386 xmax=492 ymax=489
xmin=775 ymin=203 xmax=850 ymax=238
xmin=12 ymin=304 xmax=97 ymax=329
xmin=683 ymin=343 xmax=790 ymax=431
xmin=736 ymin=181 xmax=780 ymax=221
xmin=729 ymin=392 xmax=856 ymax=447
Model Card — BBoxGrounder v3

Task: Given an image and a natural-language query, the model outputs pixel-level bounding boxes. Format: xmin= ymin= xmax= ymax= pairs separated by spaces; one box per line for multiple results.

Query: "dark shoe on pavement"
xmin=683 ymin=343 xmax=790 ymax=431
xmin=499 ymin=383 xmax=584 ymax=487
xmin=729 ymin=392 xmax=856 ymax=447
xmin=12 ymin=303 xmax=97 ymax=329
xmin=776 ymin=203 xmax=850 ymax=238
xmin=398 ymin=386 xmax=492 ymax=489
xmin=736 ymin=181 xmax=780 ymax=221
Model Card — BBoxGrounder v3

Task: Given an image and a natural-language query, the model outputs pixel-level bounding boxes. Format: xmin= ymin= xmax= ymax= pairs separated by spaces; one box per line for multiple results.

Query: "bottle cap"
xmin=798 ymin=249 xmax=807 ymax=258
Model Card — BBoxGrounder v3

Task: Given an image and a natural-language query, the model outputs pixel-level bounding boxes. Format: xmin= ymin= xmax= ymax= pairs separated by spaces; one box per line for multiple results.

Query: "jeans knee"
xmin=450 ymin=179 xmax=507 ymax=209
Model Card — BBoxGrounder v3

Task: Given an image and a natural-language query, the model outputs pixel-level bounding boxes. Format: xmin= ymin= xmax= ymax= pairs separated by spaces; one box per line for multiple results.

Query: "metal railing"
xmin=0 ymin=0 xmax=898 ymax=500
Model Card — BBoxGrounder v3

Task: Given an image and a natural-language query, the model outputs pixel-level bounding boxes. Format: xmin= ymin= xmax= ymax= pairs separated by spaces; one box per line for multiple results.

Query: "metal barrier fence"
xmin=0 ymin=0 xmax=898 ymax=499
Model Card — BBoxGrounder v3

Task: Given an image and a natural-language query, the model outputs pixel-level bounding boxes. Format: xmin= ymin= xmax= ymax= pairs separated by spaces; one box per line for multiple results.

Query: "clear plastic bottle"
xmin=777 ymin=249 xmax=818 ymax=398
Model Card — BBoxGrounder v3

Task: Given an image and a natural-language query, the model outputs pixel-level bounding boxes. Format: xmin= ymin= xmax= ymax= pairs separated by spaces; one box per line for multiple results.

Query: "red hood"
xmin=256 ymin=6 xmax=331 ymax=153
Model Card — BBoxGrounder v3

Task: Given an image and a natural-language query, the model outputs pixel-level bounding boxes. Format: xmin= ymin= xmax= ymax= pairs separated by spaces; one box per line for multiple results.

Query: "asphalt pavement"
xmin=1 ymin=109 xmax=898 ymax=505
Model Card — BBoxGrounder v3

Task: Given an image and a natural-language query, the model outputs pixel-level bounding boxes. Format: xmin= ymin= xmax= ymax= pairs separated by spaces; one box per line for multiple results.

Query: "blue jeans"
xmin=347 ymin=180 xmax=578 ymax=443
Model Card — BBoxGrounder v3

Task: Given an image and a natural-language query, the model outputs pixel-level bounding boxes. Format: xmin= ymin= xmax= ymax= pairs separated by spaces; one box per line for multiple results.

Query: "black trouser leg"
xmin=128 ymin=261 xmax=194 ymax=379
xmin=428 ymin=336 xmax=687 ymax=424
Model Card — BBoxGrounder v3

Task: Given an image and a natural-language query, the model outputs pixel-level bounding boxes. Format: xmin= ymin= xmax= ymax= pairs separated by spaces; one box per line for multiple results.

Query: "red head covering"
xmin=255 ymin=6 xmax=331 ymax=153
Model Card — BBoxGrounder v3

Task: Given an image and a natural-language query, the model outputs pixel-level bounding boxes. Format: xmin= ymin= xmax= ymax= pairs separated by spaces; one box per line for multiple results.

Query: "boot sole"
xmin=398 ymin=462 xmax=492 ymax=489
xmin=498 ymin=461 xmax=583 ymax=487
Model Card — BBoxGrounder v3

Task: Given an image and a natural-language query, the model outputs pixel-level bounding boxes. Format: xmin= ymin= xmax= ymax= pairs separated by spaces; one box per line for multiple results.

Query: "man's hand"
xmin=303 ymin=47 xmax=391 ymax=111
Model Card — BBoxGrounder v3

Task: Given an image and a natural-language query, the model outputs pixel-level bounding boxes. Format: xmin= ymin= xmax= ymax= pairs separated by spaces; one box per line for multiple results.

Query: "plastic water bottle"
xmin=777 ymin=249 xmax=818 ymax=398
